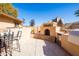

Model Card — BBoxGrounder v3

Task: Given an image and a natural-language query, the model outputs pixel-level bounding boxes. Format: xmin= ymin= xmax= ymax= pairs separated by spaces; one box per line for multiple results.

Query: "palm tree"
xmin=30 ymin=19 xmax=35 ymax=26
xmin=74 ymin=10 xmax=79 ymax=16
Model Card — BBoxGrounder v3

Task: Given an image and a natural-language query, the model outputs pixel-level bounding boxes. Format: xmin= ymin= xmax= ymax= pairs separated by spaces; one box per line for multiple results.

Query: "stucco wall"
xmin=33 ymin=26 xmax=56 ymax=42
xmin=33 ymin=34 xmax=55 ymax=42
xmin=40 ymin=26 xmax=56 ymax=37
xmin=0 ymin=16 xmax=15 ymax=29
xmin=61 ymin=35 xmax=79 ymax=56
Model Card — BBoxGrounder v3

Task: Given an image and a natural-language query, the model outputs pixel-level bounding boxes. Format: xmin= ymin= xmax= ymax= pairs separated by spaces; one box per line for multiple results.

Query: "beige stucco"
xmin=0 ymin=13 xmax=22 ymax=31
xmin=33 ymin=19 xmax=63 ymax=42
xmin=32 ymin=26 xmax=56 ymax=42
xmin=40 ymin=26 xmax=56 ymax=37
xmin=0 ymin=15 xmax=14 ymax=29
xmin=61 ymin=35 xmax=79 ymax=56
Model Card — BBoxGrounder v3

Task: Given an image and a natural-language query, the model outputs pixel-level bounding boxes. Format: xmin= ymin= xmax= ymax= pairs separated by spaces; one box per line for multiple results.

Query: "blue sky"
xmin=13 ymin=3 xmax=79 ymax=26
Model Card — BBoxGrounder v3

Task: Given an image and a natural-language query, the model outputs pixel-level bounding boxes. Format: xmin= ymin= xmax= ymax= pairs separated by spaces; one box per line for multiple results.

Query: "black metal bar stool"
xmin=0 ymin=33 xmax=7 ymax=56
xmin=13 ymin=31 xmax=22 ymax=52
xmin=7 ymin=31 xmax=14 ymax=56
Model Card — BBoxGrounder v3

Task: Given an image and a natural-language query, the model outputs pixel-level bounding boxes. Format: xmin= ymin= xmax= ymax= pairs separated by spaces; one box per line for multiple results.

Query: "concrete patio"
xmin=12 ymin=27 xmax=70 ymax=56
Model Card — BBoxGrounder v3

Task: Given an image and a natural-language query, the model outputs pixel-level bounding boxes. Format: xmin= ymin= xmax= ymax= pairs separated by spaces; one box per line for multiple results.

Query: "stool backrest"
xmin=17 ymin=31 xmax=22 ymax=37
xmin=0 ymin=33 xmax=5 ymax=48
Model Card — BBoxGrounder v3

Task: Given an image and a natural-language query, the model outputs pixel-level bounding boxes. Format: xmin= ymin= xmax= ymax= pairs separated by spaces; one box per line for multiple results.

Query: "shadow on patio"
xmin=43 ymin=40 xmax=70 ymax=56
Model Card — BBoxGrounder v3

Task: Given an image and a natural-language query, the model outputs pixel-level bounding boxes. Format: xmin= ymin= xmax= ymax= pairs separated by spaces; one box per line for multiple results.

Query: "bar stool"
xmin=7 ymin=31 xmax=14 ymax=56
xmin=13 ymin=30 xmax=22 ymax=52
xmin=0 ymin=33 xmax=7 ymax=56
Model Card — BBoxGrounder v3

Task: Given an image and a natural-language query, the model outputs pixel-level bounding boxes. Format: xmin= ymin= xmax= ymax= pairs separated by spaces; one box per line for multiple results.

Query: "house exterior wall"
xmin=53 ymin=22 xmax=57 ymax=27
xmin=33 ymin=26 xmax=56 ymax=42
xmin=70 ymin=25 xmax=79 ymax=29
xmin=33 ymin=34 xmax=55 ymax=42
xmin=33 ymin=20 xmax=64 ymax=42
xmin=40 ymin=26 xmax=56 ymax=37
xmin=56 ymin=26 xmax=61 ymax=33
xmin=61 ymin=34 xmax=79 ymax=56
xmin=0 ymin=16 xmax=15 ymax=29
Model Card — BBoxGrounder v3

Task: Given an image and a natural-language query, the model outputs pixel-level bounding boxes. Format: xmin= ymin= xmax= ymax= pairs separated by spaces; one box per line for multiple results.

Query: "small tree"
xmin=0 ymin=3 xmax=18 ymax=18
xmin=30 ymin=19 xmax=35 ymax=26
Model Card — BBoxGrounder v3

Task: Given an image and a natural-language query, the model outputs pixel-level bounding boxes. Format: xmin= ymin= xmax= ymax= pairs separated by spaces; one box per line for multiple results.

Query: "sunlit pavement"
xmin=12 ymin=27 xmax=70 ymax=56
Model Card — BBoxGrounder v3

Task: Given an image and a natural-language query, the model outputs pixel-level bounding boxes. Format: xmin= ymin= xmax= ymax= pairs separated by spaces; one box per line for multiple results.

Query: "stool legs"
xmin=16 ymin=39 xmax=21 ymax=52
xmin=0 ymin=48 xmax=1 ymax=56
